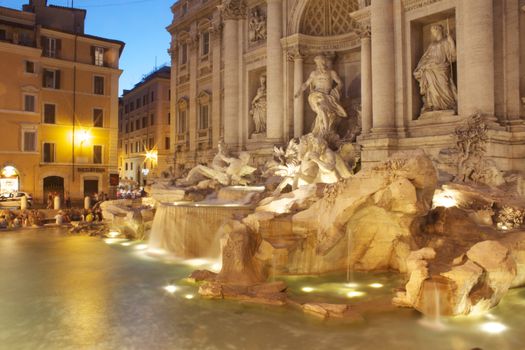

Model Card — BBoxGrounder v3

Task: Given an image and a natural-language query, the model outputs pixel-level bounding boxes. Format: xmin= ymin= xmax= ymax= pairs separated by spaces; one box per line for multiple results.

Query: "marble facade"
xmin=167 ymin=0 xmax=525 ymax=174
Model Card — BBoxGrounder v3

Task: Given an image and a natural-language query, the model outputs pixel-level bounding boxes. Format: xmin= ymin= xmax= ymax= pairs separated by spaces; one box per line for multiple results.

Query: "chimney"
xmin=23 ymin=0 xmax=47 ymax=12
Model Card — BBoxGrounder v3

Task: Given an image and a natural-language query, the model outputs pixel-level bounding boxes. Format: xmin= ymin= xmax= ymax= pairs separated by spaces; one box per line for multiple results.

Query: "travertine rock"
xmin=393 ymin=248 xmax=436 ymax=308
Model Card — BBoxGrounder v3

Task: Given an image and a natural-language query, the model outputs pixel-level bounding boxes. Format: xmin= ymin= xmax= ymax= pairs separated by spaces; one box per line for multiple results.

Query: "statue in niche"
xmin=250 ymin=73 xmax=267 ymax=135
xmin=294 ymin=55 xmax=348 ymax=139
xmin=413 ymin=24 xmax=457 ymax=115
xmin=248 ymin=8 xmax=266 ymax=43
xmin=177 ymin=141 xmax=256 ymax=186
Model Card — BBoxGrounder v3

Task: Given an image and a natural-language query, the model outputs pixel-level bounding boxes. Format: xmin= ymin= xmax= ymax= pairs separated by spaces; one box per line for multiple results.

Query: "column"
xmin=168 ymin=38 xmax=178 ymax=166
xmin=371 ymin=0 xmax=395 ymax=133
xmin=210 ymin=14 xmax=222 ymax=148
xmin=459 ymin=0 xmax=494 ymax=117
xmin=188 ymin=29 xmax=198 ymax=155
xmin=292 ymin=50 xmax=304 ymax=138
xmin=266 ymin=0 xmax=284 ymax=140
xmin=360 ymin=32 xmax=372 ymax=134
xmin=221 ymin=1 xmax=244 ymax=146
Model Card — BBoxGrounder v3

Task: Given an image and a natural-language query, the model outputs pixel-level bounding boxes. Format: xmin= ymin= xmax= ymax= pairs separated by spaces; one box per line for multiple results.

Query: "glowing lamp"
xmin=301 ymin=287 xmax=315 ymax=293
xmin=77 ymin=130 xmax=91 ymax=144
xmin=1 ymin=166 xmax=17 ymax=178
xmin=145 ymin=150 xmax=158 ymax=161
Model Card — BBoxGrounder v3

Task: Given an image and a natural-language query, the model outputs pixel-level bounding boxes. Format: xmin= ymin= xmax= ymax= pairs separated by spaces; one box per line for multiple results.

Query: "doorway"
xmin=83 ymin=179 xmax=99 ymax=198
xmin=43 ymin=176 xmax=64 ymax=204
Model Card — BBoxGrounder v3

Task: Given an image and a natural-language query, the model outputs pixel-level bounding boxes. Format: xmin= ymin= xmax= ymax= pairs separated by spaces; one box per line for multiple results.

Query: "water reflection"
xmin=0 ymin=228 xmax=524 ymax=350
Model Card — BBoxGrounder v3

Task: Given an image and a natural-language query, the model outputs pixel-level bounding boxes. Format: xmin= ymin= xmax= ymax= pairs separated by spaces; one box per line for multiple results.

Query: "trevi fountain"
xmin=99 ymin=0 xmax=525 ymax=349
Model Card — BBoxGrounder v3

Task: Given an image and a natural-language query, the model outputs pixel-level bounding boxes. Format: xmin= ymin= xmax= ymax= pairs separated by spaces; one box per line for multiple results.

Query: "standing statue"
xmin=294 ymin=55 xmax=347 ymax=138
xmin=250 ymin=73 xmax=267 ymax=135
xmin=413 ymin=24 xmax=457 ymax=115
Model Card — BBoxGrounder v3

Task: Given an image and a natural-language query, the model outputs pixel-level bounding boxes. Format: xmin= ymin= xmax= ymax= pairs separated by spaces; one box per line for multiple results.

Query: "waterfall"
xmin=346 ymin=228 xmax=353 ymax=283
xmin=148 ymin=202 xmax=252 ymax=259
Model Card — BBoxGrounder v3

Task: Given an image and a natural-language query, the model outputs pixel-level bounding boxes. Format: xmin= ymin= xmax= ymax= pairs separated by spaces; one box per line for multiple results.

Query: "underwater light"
xmin=301 ymin=287 xmax=315 ymax=293
xmin=432 ymin=189 xmax=458 ymax=208
xmin=344 ymin=282 xmax=359 ymax=288
xmin=164 ymin=285 xmax=177 ymax=294
xmin=369 ymin=283 xmax=384 ymax=289
xmin=184 ymin=294 xmax=195 ymax=299
xmin=104 ymin=238 xmax=124 ymax=245
xmin=135 ymin=244 xmax=148 ymax=250
xmin=210 ymin=262 xmax=222 ymax=272
xmin=346 ymin=290 xmax=365 ymax=298
xmin=185 ymin=258 xmax=210 ymax=267
xmin=121 ymin=242 xmax=131 ymax=247
xmin=480 ymin=322 xmax=507 ymax=334
xmin=107 ymin=231 xmax=120 ymax=238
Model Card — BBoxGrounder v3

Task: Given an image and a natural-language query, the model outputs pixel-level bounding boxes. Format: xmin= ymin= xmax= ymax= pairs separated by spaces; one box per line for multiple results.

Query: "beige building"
xmin=168 ymin=0 xmax=525 ymax=175
xmin=0 ymin=0 xmax=124 ymax=202
xmin=118 ymin=66 xmax=172 ymax=186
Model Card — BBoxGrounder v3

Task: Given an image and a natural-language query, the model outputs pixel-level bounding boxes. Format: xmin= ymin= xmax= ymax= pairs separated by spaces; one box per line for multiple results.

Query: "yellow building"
xmin=0 ymin=0 xmax=124 ymax=202
xmin=118 ymin=66 xmax=171 ymax=187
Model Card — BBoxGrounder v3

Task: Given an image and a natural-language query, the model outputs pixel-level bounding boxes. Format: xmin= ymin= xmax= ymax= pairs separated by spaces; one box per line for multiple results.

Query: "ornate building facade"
xmin=168 ymin=0 xmax=525 ymax=174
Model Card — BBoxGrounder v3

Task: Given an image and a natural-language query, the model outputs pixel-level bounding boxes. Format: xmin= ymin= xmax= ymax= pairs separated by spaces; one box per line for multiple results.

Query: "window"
xmin=142 ymin=116 xmax=148 ymax=128
xmin=25 ymin=61 xmax=35 ymax=73
xmin=130 ymin=101 xmax=135 ymax=111
xmin=23 ymin=131 xmax=36 ymax=152
xmin=130 ymin=121 xmax=134 ymax=132
xmin=151 ymin=91 xmax=155 ymax=101
xmin=150 ymin=114 xmax=155 ymax=125
xmin=42 ymin=37 xmax=59 ymax=58
xmin=125 ymin=122 xmax=129 ymax=133
xmin=177 ymin=110 xmax=187 ymax=134
xmin=43 ymin=104 xmax=56 ymax=124
xmin=93 ymin=145 xmax=102 ymax=164
xmin=182 ymin=2 xmax=188 ymax=15
xmin=94 ymin=76 xmax=104 ymax=95
xmin=43 ymin=143 xmax=55 ymax=163
xmin=135 ymin=142 xmax=139 ymax=153
xmin=201 ymin=31 xmax=210 ymax=56
xmin=149 ymin=137 xmax=154 ymax=149
xmin=168 ymin=113 xmax=171 ymax=125
xmin=125 ymin=104 xmax=129 ymax=113
xmin=93 ymin=47 xmax=105 ymax=66
xmin=43 ymin=69 xmax=60 ymax=89
xmin=0 ymin=29 xmax=6 ymax=41
xmin=125 ymin=162 xmax=128 ymax=171
xmin=165 ymin=137 xmax=170 ymax=150
xmin=135 ymin=119 xmax=140 ymax=130
xmin=180 ymin=43 xmax=188 ymax=65
xmin=125 ymin=143 xmax=128 ymax=154
xmin=136 ymin=98 xmax=141 ymax=108
xmin=93 ymin=108 xmax=103 ymax=127
xmin=24 ymin=95 xmax=35 ymax=112
xmin=131 ymin=162 xmax=133 ymax=170
xmin=199 ymin=104 xmax=209 ymax=129
xmin=143 ymin=95 xmax=147 ymax=105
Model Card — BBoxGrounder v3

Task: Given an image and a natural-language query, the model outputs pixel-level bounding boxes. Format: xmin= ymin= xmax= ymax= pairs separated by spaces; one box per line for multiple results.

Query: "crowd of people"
xmin=0 ymin=190 xmax=109 ymax=230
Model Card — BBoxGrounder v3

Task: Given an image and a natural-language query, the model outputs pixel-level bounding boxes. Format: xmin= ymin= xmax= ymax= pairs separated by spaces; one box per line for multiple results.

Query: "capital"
xmin=218 ymin=0 xmax=247 ymax=20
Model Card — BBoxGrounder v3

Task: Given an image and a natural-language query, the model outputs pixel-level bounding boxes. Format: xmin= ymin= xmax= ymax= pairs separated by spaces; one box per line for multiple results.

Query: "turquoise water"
xmin=0 ymin=228 xmax=523 ymax=350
